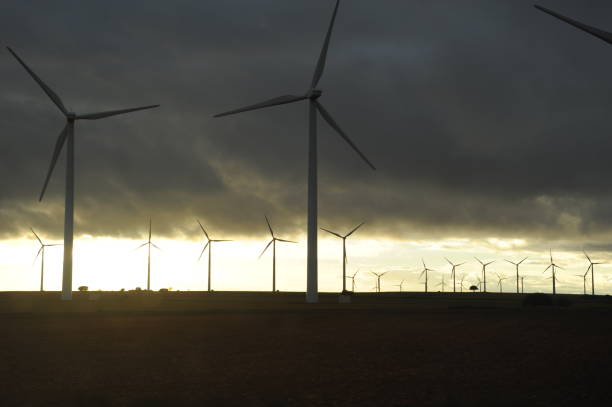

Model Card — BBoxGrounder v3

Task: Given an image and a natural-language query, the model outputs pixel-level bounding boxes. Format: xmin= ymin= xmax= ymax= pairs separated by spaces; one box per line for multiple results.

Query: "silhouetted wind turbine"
xmin=520 ymin=276 xmax=526 ymax=294
xmin=437 ymin=275 xmax=446 ymax=292
xmin=583 ymin=251 xmax=602 ymax=295
xmin=575 ymin=270 xmax=589 ymax=295
xmin=458 ymin=274 xmax=466 ymax=293
xmin=495 ymin=273 xmax=508 ymax=293
xmin=534 ymin=5 xmax=612 ymax=46
xmin=505 ymin=257 xmax=528 ymax=294
xmin=445 ymin=258 xmax=465 ymax=293
xmin=476 ymin=277 xmax=483 ymax=291
xmin=321 ymin=222 xmax=364 ymax=293
xmin=394 ymin=279 xmax=406 ymax=293
xmin=475 ymin=257 xmax=495 ymax=293
xmin=420 ymin=259 xmax=435 ymax=293
xmin=197 ymin=220 xmax=232 ymax=292
xmin=134 ymin=219 xmax=161 ymax=291
xmin=543 ymin=249 xmax=562 ymax=295
xmin=259 ymin=216 xmax=297 ymax=292
xmin=346 ymin=270 xmax=359 ymax=292
xmin=7 ymin=47 xmax=159 ymax=300
xmin=371 ymin=271 xmax=388 ymax=293
xmin=214 ymin=0 xmax=376 ymax=303
xmin=31 ymin=228 xmax=62 ymax=292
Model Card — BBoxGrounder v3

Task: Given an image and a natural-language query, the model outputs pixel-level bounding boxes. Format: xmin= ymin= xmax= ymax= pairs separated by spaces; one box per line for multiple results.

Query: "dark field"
xmin=1 ymin=291 xmax=611 ymax=406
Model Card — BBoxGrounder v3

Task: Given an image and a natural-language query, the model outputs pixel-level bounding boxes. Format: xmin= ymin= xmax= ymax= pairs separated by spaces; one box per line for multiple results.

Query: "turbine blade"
xmin=543 ymin=264 xmax=552 ymax=273
xmin=33 ymin=247 xmax=43 ymax=265
xmin=276 ymin=238 xmax=298 ymax=243
xmin=196 ymin=219 xmax=210 ymax=240
xmin=258 ymin=239 xmax=274 ymax=259
xmin=213 ymin=239 xmax=232 ymax=242
xmin=320 ymin=227 xmax=343 ymax=238
xmin=474 ymin=257 xmax=483 ymax=265
xmin=198 ymin=241 xmax=210 ymax=261
xmin=310 ymin=0 xmax=341 ymax=89
xmin=214 ymin=95 xmax=307 ymax=118
xmin=7 ymin=47 xmax=68 ymax=115
xmin=39 ymin=124 xmax=69 ymax=201
xmin=133 ymin=242 xmax=148 ymax=252
xmin=518 ymin=257 xmax=528 ymax=265
xmin=583 ymin=250 xmax=592 ymax=262
xmin=445 ymin=258 xmax=454 ymax=266
xmin=76 ymin=104 xmax=159 ymax=120
xmin=346 ymin=221 xmax=365 ymax=237
xmin=534 ymin=5 xmax=612 ymax=46
xmin=30 ymin=228 xmax=43 ymax=245
xmin=264 ymin=215 xmax=274 ymax=237
xmin=151 ymin=243 xmax=161 ymax=251
xmin=315 ymin=101 xmax=376 ymax=170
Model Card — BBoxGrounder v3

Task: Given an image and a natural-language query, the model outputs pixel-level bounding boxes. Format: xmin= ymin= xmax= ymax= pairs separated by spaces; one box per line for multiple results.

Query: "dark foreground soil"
xmin=1 ymin=292 xmax=611 ymax=406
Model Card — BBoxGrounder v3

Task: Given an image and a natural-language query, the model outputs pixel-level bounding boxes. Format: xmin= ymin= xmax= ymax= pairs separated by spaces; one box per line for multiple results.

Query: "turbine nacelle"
xmin=66 ymin=113 xmax=77 ymax=121
xmin=307 ymin=89 xmax=323 ymax=99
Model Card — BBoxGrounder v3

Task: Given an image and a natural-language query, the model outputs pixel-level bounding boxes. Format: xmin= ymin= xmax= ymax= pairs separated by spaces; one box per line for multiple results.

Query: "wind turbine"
xmin=437 ymin=275 xmax=446 ymax=292
xmin=474 ymin=257 xmax=495 ymax=293
xmin=476 ymin=277 xmax=483 ymax=291
xmin=394 ymin=279 xmax=406 ymax=293
xmin=321 ymin=222 xmax=365 ymax=293
xmin=346 ymin=270 xmax=359 ymax=292
xmin=495 ymin=273 xmax=508 ymax=293
xmin=520 ymin=276 xmax=526 ymax=294
xmin=458 ymin=274 xmax=467 ymax=293
xmin=197 ymin=220 xmax=232 ymax=292
xmin=505 ymin=257 xmax=527 ymax=294
xmin=420 ymin=259 xmax=435 ymax=293
xmin=259 ymin=216 xmax=297 ymax=292
xmin=134 ymin=219 xmax=161 ymax=291
xmin=214 ymin=0 xmax=376 ymax=304
xmin=583 ymin=251 xmax=603 ymax=295
xmin=371 ymin=271 xmax=388 ymax=293
xmin=7 ymin=47 xmax=159 ymax=300
xmin=534 ymin=5 xmax=612 ymax=46
xmin=445 ymin=258 xmax=465 ymax=293
xmin=543 ymin=249 xmax=562 ymax=295
xmin=575 ymin=270 xmax=589 ymax=295
xmin=31 ymin=228 xmax=62 ymax=292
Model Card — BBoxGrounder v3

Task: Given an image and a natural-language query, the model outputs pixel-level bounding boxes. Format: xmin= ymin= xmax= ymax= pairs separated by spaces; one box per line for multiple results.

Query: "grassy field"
xmin=1 ymin=291 xmax=611 ymax=406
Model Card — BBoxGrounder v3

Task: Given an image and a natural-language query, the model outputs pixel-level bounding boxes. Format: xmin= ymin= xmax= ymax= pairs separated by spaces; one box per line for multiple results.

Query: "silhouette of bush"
xmin=469 ymin=285 xmax=478 ymax=292
xmin=522 ymin=293 xmax=553 ymax=307
xmin=78 ymin=286 xmax=88 ymax=292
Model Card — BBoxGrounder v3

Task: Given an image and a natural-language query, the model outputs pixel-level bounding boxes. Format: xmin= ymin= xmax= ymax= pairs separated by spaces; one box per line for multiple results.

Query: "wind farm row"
xmin=5 ymin=2 xmax=612 ymax=302
xmin=24 ymin=218 xmax=610 ymax=296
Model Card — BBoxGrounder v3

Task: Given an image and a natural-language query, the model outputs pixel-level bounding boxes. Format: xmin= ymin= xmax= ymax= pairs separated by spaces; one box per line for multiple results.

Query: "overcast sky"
xmin=3 ymin=0 xmax=612 ymax=249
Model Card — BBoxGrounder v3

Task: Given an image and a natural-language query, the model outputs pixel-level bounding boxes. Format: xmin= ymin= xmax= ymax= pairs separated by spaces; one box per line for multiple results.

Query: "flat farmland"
xmin=1 ymin=292 xmax=611 ymax=406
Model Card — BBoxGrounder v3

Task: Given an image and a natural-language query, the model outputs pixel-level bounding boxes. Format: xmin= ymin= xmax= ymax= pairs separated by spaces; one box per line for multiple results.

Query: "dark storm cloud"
xmin=3 ymin=0 xmax=612 ymax=243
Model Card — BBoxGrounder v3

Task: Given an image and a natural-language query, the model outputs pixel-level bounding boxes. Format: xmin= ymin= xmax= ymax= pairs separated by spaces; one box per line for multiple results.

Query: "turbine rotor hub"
xmin=308 ymin=89 xmax=322 ymax=99
xmin=66 ymin=113 xmax=76 ymax=121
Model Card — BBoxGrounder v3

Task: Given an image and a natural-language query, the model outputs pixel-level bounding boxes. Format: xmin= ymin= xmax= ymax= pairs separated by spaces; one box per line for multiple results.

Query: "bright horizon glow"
xmin=1 ymin=235 xmax=611 ymax=295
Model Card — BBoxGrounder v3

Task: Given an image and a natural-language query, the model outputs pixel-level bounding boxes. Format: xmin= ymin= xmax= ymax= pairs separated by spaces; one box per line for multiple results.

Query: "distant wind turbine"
xmin=543 ymin=249 xmax=562 ymax=295
xmin=420 ymin=259 xmax=435 ymax=293
xmin=214 ymin=0 xmax=376 ymax=303
xmin=583 ymin=251 xmax=603 ymax=295
xmin=475 ymin=257 xmax=495 ymax=293
xmin=437 ymin=275 xmax=446 ymax=292
xmin=31 ymin=228 xmax=62 ymax=292
xmin=445 ymin=258 xmax=465 ymax=293
xmin=394 ymin=279 xmax=406 ymax=293
xmin=134 ymin=219 xmax=161 ymax=291
xmin=7 ymin=47 xmax=159 ymax=300
xmin=505 ymin=257 xmax=528 ymax=294
xmin=321 ymin=222 xmax=365 ymax=293
xmin=520 ymin=276 xmax=526 ymax=294
xmin=458 ymin=274 xmax=467 ymax=293
xmin=371 ymin=271 xmax=388 ymax=293
xmin=346 ymin=270 xmax=359 ymax=292
xmin=575 ymin=271 xmax=589 ymax=295
xmin=197 ymin=220 xmax=232 ymax=292
xmin=259 ymin=216 xmax=297 ymax=292
xmin=495 ymin=273 xmax=508 ymax=293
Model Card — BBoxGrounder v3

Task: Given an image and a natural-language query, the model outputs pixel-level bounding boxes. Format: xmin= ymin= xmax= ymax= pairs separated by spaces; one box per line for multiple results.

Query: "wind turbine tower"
xmin=8 ymin=47 xmax=159 ymax=300
xmin=31 ymin=228 xmax=62 ymax=292
xmin=420 ymin=259 xmax=434 ymax=293
xmin=475 ymin=257 xmax=495 ymax=293
xmin=259 ymin=216 xmax=297 ymax=292
xmin=583 ymin=251 xmax=602 ymax=295
xmin=197 ymin=220 xmax=232 ymax=292
xmin=505 ymin=257 xmax=528 ymax=294
xmin=445 ymin=258 xmax=465 ymax=293
xmin=134 ymin=219 xmax=161 ymax=291
xmin=543 ymin=250 xmax=562 ymax=295
xmin=214 ymin=0 xmax=376 ymax=303
xmin=321 ymin=222 xmax=365 ymax=293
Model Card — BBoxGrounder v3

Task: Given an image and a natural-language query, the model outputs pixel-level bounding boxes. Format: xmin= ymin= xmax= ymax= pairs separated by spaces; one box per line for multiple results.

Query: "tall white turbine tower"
xmin=475 ymin=257 xmax=495 ymax=293
xmin=8 ymin=47 xmax=159 ymax=300
xmin=214 ymin=0 xmax=376 ymax=303
xmin=134 ymin=219 xmax=161 ymax=291
xmin=505 ymin=257 xmax=528 ymax=294
xmin=321 ymin=222 xmax=365 ymax=293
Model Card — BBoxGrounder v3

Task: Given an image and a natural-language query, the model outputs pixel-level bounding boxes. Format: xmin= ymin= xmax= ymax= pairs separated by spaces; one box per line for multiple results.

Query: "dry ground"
xmin=1 ymin=292 xmax=611 ymax=406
